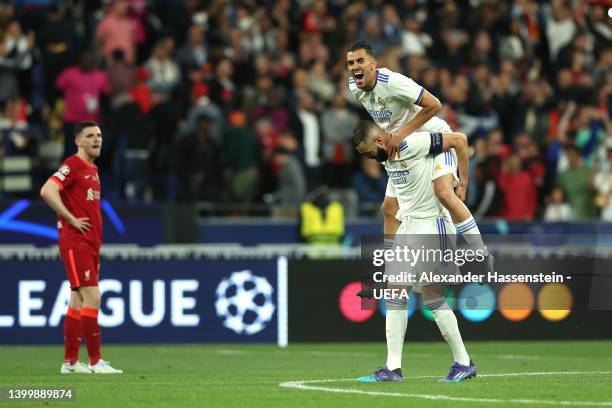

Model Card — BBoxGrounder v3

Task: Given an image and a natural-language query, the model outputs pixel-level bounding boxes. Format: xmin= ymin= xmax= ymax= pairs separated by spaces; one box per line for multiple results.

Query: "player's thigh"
xmin=60 ymin=249 xmax=100 ymax=289
xmin=69 ymin=290 xmax=83 ymax=309
xmin=432 ymin=150 xmax=459 ymax=187
xmin=381 ymin=195 xmax=399 ymax=218
xmin=78 ymin=286 xmax=101 ymax=308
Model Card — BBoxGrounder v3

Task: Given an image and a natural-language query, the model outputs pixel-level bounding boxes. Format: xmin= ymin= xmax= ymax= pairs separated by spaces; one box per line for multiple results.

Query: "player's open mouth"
xmin=353 ymin=70 xmax=364 ymax=81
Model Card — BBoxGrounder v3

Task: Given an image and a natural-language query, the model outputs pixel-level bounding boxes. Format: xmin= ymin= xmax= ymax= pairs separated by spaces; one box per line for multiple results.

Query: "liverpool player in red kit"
xmin=40 ymin=121 xmax=122 ymax=374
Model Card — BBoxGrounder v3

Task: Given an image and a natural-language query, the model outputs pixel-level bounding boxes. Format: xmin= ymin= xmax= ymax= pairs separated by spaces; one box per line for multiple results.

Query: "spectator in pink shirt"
xmin=55 ymin=50 xmax=110 ymax=157
xmin=95 ymin=0 xmax=135 ymax=65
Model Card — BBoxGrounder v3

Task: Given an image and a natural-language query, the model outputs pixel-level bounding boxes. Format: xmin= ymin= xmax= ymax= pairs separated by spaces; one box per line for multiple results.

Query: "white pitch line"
xmin=279 ymin=372 xmax=612 ymax=406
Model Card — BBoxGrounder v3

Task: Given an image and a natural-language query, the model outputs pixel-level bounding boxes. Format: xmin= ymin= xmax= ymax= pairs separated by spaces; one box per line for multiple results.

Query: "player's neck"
xmin=363 ymin=77 xmax=377 ymax=92
xmin=76 ymin=151 xmax=95 ymax=165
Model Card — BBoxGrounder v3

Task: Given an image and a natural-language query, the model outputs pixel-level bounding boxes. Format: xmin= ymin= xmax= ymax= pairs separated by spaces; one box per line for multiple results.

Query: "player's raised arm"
xmin=441 ymin=131 xmax=469 ymax=201
xmin=40 ymin=179 xmax=90 ymax=234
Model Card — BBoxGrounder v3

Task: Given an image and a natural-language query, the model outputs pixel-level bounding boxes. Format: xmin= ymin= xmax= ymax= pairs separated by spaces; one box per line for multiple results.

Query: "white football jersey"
xmin=384 ymin=132 xmax=450 ymax=220
xmin=349 ymin=67 xmax=449 ymax=133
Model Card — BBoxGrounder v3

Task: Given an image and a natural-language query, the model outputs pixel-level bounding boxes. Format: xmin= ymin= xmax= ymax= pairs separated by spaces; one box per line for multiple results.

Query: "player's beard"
xmin=375 ymin=148 xmax=388 ymax=162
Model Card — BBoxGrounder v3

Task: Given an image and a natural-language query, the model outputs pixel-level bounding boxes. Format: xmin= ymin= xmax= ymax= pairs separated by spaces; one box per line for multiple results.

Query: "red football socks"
xmin=81 ymin=307 xmax=101 ymax=365
xmin=63 ymin=307 xmax=82 ymax=364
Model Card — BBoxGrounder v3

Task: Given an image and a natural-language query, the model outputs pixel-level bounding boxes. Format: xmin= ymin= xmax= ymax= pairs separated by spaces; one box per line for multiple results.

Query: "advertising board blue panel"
xmin=0 ymin=259 xmax=280 ymax=344
xmin=0 ymin=200 xmax=162 ymax=245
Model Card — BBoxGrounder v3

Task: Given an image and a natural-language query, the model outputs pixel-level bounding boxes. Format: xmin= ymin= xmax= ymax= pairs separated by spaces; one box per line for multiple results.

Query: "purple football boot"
xmin=439 ymin=360 xmax=477 ymax=382
xmin=356 ymin=367 xmax=404 ymax=382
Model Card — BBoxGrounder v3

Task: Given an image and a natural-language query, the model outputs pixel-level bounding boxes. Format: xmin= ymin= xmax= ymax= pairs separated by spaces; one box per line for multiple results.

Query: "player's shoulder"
xmin=380 ymin=68 xmax=415 ymax=85
xmin=376 ymin=68 xmax=393 ymax=80
xmin=62 ymin=155 xmax=82 ymax=167
xmin=60 ymin=155 xmax=86 ymax=173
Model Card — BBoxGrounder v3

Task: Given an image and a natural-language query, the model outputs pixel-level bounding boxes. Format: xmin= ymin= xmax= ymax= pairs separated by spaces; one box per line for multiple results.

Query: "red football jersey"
xmin=49 ymin=155 xmax=103 ymax=254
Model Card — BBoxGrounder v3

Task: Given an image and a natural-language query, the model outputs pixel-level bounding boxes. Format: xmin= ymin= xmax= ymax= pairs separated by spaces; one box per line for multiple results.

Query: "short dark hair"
xmin=74 ymin=121 xmax=99 ymax=138
xmin=347 ymin=40 xmax=374 ymax=57
xmin=352 ymin=120 xmax=379 ymax=147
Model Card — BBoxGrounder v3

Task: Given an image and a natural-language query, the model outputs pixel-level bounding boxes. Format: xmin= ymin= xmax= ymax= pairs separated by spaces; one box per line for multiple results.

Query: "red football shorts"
xmin=60 ymin=249 xmax=100 ymax=289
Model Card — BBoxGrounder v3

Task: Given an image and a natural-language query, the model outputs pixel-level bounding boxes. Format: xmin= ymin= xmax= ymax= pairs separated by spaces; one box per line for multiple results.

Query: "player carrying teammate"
xmin=352 ymin=120 xmax=477 ymax=383
xmin=346 ymin=40 xmax=492 ymax=269
xmin=40 ymin=121 xmax=122 ymax=374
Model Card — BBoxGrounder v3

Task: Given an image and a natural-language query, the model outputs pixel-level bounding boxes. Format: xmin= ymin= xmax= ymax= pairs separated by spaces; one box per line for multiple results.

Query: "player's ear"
xmin=371 ymin=57 xmax=377 ymax=68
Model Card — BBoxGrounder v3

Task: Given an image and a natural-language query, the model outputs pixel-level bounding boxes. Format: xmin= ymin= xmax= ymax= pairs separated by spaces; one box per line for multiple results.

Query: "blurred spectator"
xmin=266 ymin=139 xmax=307 ymax=217
xmin=106 ymin=94 xmax=151 ymax=202
xmin=208 ymin=58 xmax=238 ymax=114
xmin=308 ymin=61 xmax=335 ymax=102
xmin=545 ymin=0 xmax=577 ymax=64
xmin=352 ymin=157 xmax=387 ymax=213
xmin=146 ymin=38 xmax=181 ymax=97
xmin=39 ymin=5 xmax=78 ymax=105
xmin=96 ymin=0 xmax=135 ymax=65
xmin=106 ymin=49 xmax=135 ymax=97
xmin=321 ymin=91 xmax=358 ymax=188
xmin=594 ymin=139 xmax=612 ymax=221
xmin=401 ymin=13 xmax=431 ymax=57
xmin=0 ymin=20 xmax=34 ymax=101
xmin=175 ymin=114 xmax=220 ymax=202
xmin=130 ymin=67 xmax=152 ymax=114
xmin=182 ymin=81 xmax=223 ymax=145
xmin=558 ymin=144 xmax=597 ymax=219
xmin=544 ymin=186 xmax=573 ymax=221
xmin=55 ymin=50 xmax=110 ymax=157
xmin=175 ymin=24 xmax=207 ymax=72
xmin=295 ymin=91 xmax=321 ymax=188
xmin=224 ymin=111 xmax=261 ymax=204
xmin=497 ymin=154 xmax=538 ymax=220
xmin=0 ymin=97 xmax=35 ymax=157
xmin=466 ymin=137 xmax=488 ymax=208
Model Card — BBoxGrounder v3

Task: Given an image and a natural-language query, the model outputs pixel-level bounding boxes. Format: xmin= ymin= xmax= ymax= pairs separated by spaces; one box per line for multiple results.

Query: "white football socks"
xmin=455 ymin=216 xmax=488 ymax=255
xmin=385 ymin=298 xmax=408 ymax=371
xmin=425 ymin=298 xmax=470 ymax=366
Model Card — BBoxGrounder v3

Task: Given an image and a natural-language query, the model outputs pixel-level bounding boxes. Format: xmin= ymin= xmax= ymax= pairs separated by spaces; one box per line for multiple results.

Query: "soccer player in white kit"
xmin=346 ymin=40 xmax=490 ymax=266
xmin=352 ymin=120 xmax=477 ymax=383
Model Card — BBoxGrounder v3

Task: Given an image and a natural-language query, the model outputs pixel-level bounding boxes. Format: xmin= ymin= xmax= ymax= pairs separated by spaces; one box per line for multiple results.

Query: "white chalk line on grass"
xmin=279 ymin=372 xmax=612 ymax=406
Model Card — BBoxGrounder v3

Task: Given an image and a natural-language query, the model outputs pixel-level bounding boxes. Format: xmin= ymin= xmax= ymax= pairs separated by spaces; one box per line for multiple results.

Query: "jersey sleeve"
xmin=389 ymin=72 xmax=425 ymax=105
xmin=50 ymin=161 xmax=77 ymax=190
xmin=397 ymin=132 xmax=440 ymax=160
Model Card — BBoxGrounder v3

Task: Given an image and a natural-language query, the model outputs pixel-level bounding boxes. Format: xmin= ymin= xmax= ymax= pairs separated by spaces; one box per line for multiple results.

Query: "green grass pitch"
xmin=1 ymin=341 xmax=611 ymax=407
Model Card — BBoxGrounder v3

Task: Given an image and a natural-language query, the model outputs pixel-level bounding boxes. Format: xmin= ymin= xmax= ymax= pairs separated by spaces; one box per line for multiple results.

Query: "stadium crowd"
xmin=0 ymin=0 xmax=610 ymax=220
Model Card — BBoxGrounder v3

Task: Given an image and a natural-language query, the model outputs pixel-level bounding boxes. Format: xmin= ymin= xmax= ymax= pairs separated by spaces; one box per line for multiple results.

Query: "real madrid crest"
xmin=377 ymin=96 xmax=386 ymax=106
xmin=400 ymin=161 xmax=408 ymax=169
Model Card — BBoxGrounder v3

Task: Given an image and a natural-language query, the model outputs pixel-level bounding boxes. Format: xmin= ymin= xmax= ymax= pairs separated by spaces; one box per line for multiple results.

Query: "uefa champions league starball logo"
xmin=215 ymin=270 xmax=275 ymax=335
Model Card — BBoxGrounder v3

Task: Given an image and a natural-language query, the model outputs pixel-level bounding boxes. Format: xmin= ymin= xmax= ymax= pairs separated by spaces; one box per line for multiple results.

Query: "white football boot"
xmin=88 ymin=359 xmax=123 ymax=374
xmin=61 ymin=361 xmax=92 ymax=374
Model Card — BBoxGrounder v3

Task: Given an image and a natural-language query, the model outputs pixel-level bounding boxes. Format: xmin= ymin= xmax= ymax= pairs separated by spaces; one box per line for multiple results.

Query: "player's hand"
xmin=375 ymin=132 xmax=391 ymax=146
xmin=69 ymin=217 xmax=91 ymax=234
xmin=455 ymin=183 xmax=467 ymax=201
xmin=386 ymin=133 xmax=403 ymax=160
